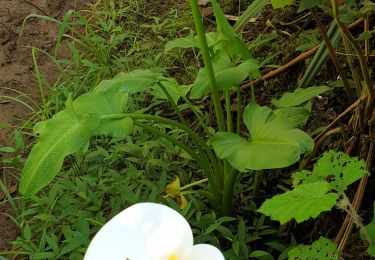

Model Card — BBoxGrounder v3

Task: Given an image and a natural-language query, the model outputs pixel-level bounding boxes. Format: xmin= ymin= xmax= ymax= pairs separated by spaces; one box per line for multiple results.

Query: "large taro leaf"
xmin=73 ymin=90 xmax=128 ymax=115
xmin=94 ymin=69 xmax=161 ymax=94
xmin=288 ymin=237 xmax=339 ymax=260
xmin=20 ymin=112 xmax=99 ymax=196
xmin=95 ymin=70 xmax=188 ymax=103
xmin=191 ymin=51 xmax=260 ymax=99
xmin=275 ymin=107 xmax=310 ymax=128
xmin=35 ymin=89 xmax=133 ymax=138
xmin=211 ymin=102 xmax=314 ymax=171
xmin=293 ymin=150 xmax=368 ymax=192
xmin=271 ymin=86 xmax=330 ymax=108
xmin=258 ymin=182 xmax=338 ymax=224
xmin=72 ymin=90 xmax=133 ymax=138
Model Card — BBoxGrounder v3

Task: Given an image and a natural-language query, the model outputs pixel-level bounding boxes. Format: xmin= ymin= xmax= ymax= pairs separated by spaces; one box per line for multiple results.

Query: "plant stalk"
xmin=236 ymin=86 xmax=242 ymax=134
xmin=101 ymin=113 xmax=220 ymax=203
xmin=221 ymin=166 xmax=238 ymax=215
xmin=188 ymin=0 xmax=226 ymax=132
xmin=157 ymin=82 xmax=222 ymax=189
xmin=331 ymin=0 xmax=375 ymax=119
xmin=225 ymin=90 xmax=233 ymax=133
xmin=32 ymin=48 xmax=47 ymax=119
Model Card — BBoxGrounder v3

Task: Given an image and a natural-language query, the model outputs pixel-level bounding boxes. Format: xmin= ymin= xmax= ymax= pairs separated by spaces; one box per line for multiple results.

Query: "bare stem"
xmin=331 ymin=0 xmax=375 ymax=119
xmin=312 ymin=10 xmax=353 ymax=103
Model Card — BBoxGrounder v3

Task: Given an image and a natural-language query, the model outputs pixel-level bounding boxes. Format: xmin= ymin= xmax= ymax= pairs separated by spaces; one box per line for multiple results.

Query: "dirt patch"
xmin=0 ymin=0 xmax=80 ymax=252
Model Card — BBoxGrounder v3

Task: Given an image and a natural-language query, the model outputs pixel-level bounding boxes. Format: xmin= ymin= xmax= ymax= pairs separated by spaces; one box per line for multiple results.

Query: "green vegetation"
xmin=2 ymin=0 xmax=375 ymax=259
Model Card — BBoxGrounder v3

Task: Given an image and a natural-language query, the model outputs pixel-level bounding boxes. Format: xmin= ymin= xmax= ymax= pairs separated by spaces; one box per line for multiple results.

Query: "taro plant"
xmin=19 ymin=0 xmax=317 ymax=216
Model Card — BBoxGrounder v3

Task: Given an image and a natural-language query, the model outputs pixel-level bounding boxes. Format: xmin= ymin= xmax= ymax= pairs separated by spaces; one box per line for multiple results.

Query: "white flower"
xmin=84 ymin=202 xmax=225 ymax=260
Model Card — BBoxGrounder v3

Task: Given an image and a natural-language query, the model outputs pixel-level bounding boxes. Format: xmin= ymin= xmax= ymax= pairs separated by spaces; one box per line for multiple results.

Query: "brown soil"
xmin=0 ymin=0 xmax=80 ymax=252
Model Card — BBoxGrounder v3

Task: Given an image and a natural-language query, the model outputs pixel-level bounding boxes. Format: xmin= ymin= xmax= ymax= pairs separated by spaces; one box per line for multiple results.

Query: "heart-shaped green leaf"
xmin=152 ymin=78 xmax=191 ymax=104
xmin=164 ymin=32 xmax=219 ymax=52
xmin=72 ymin=89 xmax=133 ymax=138
xmin=275 ymin=107 xmax=310 ymax=127
xmin=34 ymin=89 xmax=133 ymax=138
xmin=95 ymin=70 xmax=188 ymax=103
xmin=191 ymin=51 xmax=260 ymax=99
xmin=211 ymin=102 xmax=314 ymax=171
xmin=94 ymin=69 xmax=161 ymax=94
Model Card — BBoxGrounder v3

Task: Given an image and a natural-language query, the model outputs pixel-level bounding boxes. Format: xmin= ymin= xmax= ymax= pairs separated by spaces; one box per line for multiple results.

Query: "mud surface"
xmin=0 ymin=0 xmax=76 ymax=251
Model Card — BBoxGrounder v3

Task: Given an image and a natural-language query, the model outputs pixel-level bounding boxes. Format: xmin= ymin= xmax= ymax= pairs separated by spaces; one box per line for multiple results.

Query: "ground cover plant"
xmin=1 ymin=0 xmax=375 ymax=259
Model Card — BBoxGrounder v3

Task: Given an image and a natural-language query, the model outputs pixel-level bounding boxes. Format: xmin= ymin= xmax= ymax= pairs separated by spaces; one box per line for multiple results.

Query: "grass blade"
xmin=0 ymin=180 xmax=20 ymax=217
xmin=234 ymin=0 xmax=268 ymax=32
xmin=299 ymin=22 xmax=341 ymax=87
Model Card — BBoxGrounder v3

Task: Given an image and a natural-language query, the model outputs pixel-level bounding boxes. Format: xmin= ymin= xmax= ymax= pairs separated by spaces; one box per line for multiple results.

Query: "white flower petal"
xmin=84 ymin=203 xmax=193 ymax=260
xmin=181 ymin=244 xmax=225 ymax=260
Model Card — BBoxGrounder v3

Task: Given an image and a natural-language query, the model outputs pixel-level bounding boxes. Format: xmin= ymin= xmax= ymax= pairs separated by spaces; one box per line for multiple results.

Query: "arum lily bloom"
xmin=85 ymin=202 xmax=224 ymax=260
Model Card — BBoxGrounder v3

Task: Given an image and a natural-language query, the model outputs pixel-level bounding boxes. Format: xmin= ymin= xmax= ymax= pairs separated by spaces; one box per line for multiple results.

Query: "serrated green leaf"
xmin=20 ymin=112 xmax=99 ymax=196
xmin=288 ymin=237 xmax=339 ymax=260
xmin=271 ymin=0 xmax=293 ymax=9
xmin=294 ymin=150 xmax=368 ymax=192
xmin=292 ymin=170 xmax=319 ymax=186
xmin=271 ymin=86 xmax=330 ymax=108
xmin=362 ymin=203 xmax=375 ymax=256
xmin=211 ymin=102 xmax=314 ymax=171
xmin=259 ymin=182 xmax=338 ymax=224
